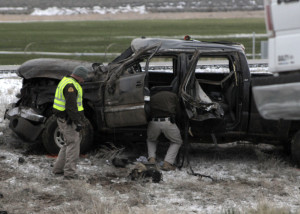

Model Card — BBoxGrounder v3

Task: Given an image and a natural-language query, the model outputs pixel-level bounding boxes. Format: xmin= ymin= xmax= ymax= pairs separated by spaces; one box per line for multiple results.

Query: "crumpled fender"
xmin=17 ymin=58 xmax=94 ymax=80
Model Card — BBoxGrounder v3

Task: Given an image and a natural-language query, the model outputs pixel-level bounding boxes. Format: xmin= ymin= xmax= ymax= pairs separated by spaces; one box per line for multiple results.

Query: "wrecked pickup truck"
xmin=5 ymin=37 xmax=299 ymax=162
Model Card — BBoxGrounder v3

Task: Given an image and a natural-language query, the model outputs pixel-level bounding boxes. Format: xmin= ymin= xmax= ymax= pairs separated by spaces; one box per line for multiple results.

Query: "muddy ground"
xmin=0 ymin=126 xmax=300 ymax=214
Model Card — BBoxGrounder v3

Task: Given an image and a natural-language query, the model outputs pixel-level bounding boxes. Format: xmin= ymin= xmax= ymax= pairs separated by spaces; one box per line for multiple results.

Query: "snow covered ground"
xmin=30 ymin=5 xmax=147 ymax=16
xmin=0 ymin=4 xmax=256 ymax=16
xmin=0 ymin=0 xmax=264 ymax=15
xmin=0 ymin=73 xmax=21 ymax=131
xmin=0 ymin=70 xmax=300 ymax=214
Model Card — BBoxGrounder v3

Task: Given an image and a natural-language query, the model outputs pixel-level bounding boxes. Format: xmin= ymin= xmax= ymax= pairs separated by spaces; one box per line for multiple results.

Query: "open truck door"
xmin=180 ymin=50 xmax=225 ymax=133
xmin=104 ymin=72 xmax=149 ymax=128
xmin=104 ymin=43 xmax=161 ymax=128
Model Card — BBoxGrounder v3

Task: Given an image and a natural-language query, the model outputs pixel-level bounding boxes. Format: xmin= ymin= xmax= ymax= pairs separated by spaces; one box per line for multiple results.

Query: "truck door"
xmin=104 ymin=44 xmax=160 ymax=128
xmin=104 ymin=71 xmax=149 ymax=128
xmin=180 ymin=50 xmax=226 ymax=134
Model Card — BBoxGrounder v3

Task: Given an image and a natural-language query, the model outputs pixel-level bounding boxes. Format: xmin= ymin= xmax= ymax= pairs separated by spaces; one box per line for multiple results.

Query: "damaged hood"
xmin=17 ymin=58 xmax=94 ymax=80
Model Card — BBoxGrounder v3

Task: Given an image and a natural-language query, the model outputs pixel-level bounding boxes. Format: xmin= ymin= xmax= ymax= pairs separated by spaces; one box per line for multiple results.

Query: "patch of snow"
xmin=250 ymin=66 xmax=269 ymax=72
xmin=0 ymin=77 xmax=22 ymax=121
xmin=6 ymin=176 xmax=17 ymax=185
xmin=0 ymin=7 xmax=27 ymax=11
xmin=31 ymin=5 xmax=147 ymax=16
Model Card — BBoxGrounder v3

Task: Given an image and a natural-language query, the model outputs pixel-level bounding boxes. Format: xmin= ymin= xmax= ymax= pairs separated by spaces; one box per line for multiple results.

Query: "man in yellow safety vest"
xmin=52 ymin=66 xmax=89 ymax=180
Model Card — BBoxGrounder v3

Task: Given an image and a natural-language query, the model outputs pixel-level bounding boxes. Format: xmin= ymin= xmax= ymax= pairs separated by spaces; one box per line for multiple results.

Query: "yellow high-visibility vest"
xmin=53 ymin=77 xmax=84 ymax=111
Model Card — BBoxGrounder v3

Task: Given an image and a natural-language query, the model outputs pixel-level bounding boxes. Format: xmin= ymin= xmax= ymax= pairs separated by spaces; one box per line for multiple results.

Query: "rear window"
xmin=142 ymin=56 xmax=175 ymax=74
xmin=195 ymin=56 xmax=231 ymax=74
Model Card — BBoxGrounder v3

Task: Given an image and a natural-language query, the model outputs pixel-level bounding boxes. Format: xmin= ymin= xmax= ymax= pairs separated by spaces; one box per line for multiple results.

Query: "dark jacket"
xmin=150 ymin=91 xmax=181 ymax=118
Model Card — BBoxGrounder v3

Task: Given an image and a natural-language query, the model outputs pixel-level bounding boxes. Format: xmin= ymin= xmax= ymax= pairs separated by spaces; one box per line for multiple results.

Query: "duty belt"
xmin=152 ymin=117 xmax=170 ymax=122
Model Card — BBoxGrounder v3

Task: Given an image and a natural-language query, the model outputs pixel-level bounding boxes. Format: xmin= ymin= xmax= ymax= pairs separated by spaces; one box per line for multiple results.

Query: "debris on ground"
xmin=130 ymin=162 xmax=162 ymax=183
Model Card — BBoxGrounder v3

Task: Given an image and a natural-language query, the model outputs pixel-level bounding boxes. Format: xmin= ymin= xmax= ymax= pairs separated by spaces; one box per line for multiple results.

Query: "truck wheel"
xmin=42 ymin=115 xmax=94 ymax=155
xmin=291 ymin=131 xmax=300 ymax=167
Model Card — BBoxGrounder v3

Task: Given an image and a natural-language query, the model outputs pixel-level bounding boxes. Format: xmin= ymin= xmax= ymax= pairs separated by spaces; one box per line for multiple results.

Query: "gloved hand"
xmin=75 ymin=123 xmax=83 ymax=132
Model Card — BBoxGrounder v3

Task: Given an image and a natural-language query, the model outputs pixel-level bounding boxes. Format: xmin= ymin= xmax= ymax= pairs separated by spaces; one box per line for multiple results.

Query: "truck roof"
xmin=131 ymin=37 xmax=245 ymax=54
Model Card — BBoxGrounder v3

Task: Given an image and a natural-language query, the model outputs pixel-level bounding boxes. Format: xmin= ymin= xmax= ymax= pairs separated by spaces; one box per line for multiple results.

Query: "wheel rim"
xmin=53 ymin=127 xmax=83 ymax=148
xmin=54 ymin=127 xmax=65 ymax=148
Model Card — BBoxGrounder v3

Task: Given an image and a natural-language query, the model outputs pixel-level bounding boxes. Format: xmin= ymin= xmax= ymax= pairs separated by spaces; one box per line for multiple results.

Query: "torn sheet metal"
xmin=6 ymin=107 xmax=45 ymax=122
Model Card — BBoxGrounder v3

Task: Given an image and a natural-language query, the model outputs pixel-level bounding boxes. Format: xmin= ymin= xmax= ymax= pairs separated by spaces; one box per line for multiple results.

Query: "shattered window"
xmin=123 ymin=62 xmax=143 ymax=75
xmin=145 ymin=56 xmax=177 ymax=89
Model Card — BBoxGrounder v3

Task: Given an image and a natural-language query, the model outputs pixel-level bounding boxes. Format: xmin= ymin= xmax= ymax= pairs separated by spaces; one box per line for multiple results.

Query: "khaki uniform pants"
xmin=53 ymin=117 xmax=80 ymax=177
xmin=147 ymin=120 xmax=183 ymax=164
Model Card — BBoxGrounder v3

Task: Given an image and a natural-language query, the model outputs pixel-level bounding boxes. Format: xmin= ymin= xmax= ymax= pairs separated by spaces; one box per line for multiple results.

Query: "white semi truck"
xmin=253 ymin=0 xmax=300 ymax=119
xmin=266 ymin=0 xmax=300 ymax=74
xmin=252 ymin=0 xmax=300 ymax=166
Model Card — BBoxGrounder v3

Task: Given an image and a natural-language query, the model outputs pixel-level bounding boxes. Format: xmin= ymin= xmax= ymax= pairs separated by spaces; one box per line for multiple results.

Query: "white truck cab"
xmin=265 ymin=0 xmax=300 ymax=73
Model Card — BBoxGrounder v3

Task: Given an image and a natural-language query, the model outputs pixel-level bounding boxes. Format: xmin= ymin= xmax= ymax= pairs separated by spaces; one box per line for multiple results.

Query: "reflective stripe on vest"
xmin=53 ymin=77 xmax=84 ymax=111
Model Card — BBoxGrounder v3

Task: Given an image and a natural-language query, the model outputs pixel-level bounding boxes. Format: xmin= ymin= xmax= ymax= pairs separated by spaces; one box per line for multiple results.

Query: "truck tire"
xmin=291 ymin=131 xmax=300 ymax=167
xmin=42 ymin=115 xmax=94 ymax=155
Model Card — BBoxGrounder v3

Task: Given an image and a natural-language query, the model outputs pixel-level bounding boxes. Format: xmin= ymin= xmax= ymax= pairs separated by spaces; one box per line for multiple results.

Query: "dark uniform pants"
xmin=53 ymin=117 xmax=80 ymax=177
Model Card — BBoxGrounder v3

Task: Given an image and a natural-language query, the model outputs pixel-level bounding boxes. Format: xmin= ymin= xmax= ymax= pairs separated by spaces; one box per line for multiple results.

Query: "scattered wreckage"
xmin=4 ymin=37 xmax=300 ymax=166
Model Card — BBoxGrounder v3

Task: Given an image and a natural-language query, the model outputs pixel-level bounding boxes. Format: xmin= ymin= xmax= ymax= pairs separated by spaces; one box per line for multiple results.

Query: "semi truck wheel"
xmin=42 ymin=115 xmax=94 ymax=155
xmin=291 ymin=131 xmax=300 ymax=167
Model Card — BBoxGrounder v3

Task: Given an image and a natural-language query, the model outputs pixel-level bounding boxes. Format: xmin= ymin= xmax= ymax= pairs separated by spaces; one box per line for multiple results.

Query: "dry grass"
xmin=223 ymin=201 xmax=300 ymax=214
xmin=254 ymin=149 xmax=288 ymax=171
xmin=93 ymin=142 xmax=125 ymax=160
xmin=248 ymin=201 xmax=299 ymax=214
xmin=61 ymin=198 xmax=131 ymax=214
xmin=0 ymin=135 xmax=4 ymax=145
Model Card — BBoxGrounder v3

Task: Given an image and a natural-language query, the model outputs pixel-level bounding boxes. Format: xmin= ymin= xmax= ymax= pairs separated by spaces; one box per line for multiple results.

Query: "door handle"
xmin=136 ymin=81 xmax=142 ymax=87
